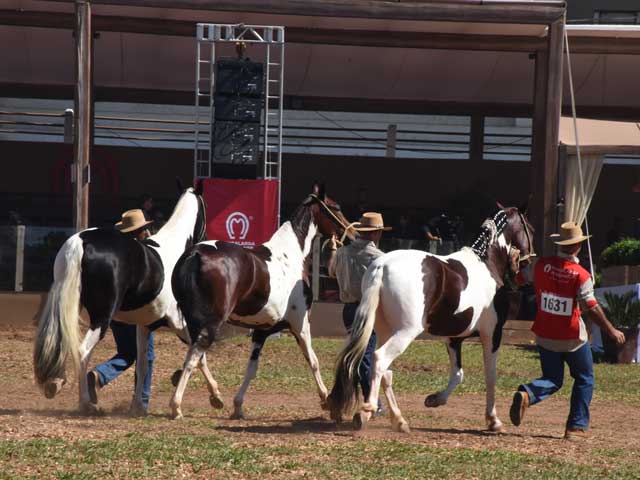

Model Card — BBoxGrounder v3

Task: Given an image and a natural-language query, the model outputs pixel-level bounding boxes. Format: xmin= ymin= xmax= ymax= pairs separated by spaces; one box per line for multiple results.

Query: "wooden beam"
xmin=36 ymin=0 xmax=566 ymax=25
xmin=0 ymin=9 xmax=545 ymax=52
xmin=10 ymin=9 xmax=640 ymax=55
xmin=530 ymin=19 xmax=564 ymax=256
xmin=73 ymin=0 xmax=92 ymax=232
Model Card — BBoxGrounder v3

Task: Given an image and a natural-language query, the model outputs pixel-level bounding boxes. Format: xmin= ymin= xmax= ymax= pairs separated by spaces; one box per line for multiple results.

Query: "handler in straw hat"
xmin=87 ymin=209 xmax=156 ymax=410
xmin=510 ymin=222 xmax=625 ymax=440
xmin=327 ymin=212 xmax=391 ymax=415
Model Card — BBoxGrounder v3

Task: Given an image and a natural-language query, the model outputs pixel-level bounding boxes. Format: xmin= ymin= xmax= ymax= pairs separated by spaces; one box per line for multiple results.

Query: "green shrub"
xmin=602 ymin=291 xmax=640 ymax=329
xmin=600 ymin=238 xmax=640 ymax=267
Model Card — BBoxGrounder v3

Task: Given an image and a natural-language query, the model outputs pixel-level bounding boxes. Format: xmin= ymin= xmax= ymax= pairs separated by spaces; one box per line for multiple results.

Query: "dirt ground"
xmin=1 ymin=325 xmax=640 ymax=471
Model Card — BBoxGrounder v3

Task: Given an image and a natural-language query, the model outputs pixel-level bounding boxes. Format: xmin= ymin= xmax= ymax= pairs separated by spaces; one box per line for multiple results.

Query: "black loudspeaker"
xmin=212 ymin=121 xmax=260 ymax=165
xmin=215 ymin=59 xmax=264 ymax=96
xmin=212 ymin=59 xmax=265 ymax=169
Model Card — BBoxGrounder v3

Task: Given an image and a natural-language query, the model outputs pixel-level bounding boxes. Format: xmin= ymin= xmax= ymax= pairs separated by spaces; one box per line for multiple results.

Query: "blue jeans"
xmin=343 ymin=302 xmax=381 ymax=409
xmin=519 ymin=342 xmax=594 ymax=429
xmin=94 ymin=320 xmax=155 ymax=408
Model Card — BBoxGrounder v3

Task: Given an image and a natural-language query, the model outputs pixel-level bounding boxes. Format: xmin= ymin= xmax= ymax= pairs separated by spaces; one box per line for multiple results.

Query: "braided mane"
xmin=471 ymin=210 xmax=508 ymax=260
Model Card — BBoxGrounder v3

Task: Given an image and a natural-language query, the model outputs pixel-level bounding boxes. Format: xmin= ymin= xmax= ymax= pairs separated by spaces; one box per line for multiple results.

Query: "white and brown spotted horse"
xmin=33 ymin=182 xmax=216 ymax=416
xmin=169 ymin=184 xmax=355 ymax=420
xmin=327 ymin=205 xmax=535 ymax=433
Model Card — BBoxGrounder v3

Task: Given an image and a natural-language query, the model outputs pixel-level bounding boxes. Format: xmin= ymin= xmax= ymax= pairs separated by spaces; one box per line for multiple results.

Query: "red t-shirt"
xmin=532 ymin=255 xmax=598 ymax=340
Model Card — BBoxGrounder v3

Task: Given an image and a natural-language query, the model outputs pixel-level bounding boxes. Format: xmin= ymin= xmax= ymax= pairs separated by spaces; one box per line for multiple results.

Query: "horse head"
xmin=306 ymin=183 xmax=357 ymax=242
xmin=502 ymin=204 xmax=535 ymax=274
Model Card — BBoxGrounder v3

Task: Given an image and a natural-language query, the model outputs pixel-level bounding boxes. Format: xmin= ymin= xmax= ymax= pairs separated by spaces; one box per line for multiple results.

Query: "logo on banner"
xmin=226 ymin=211 xmax=251 ymax=242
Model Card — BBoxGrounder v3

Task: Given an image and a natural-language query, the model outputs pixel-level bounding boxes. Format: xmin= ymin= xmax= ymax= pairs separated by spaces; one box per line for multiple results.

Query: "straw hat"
xmin=115 ymin=209 xmax=153 ymax=233
xmin=353 ymin=212 xmax=392 ymax=232
xmin=550 ymin=221 xmax=592 ymax=246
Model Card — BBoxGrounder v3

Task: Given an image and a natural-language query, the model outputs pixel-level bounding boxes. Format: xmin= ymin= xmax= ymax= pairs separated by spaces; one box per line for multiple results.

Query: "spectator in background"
xmin=140 ymin=194 xmax=154 ymax=222
xmin=392 ymin=213 xmax=418 ymax=250
xmin=605 ymin=216 xmax=624 ymax=247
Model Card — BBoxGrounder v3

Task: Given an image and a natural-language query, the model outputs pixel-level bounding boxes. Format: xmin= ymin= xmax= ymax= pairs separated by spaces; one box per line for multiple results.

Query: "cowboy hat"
xmin=115 ymin=209 xmax=153 ymax=233
xmin=353 ymin=212 xmax=392 ymax=232
xmin=550 ymin=221 xmax=591 ymax=246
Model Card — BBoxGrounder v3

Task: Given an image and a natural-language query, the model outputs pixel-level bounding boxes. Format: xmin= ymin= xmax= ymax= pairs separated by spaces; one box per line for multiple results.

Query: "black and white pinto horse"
xmin=328 ymin=206 xmax=534 ymax=433
xmin=33 ymin=184 xmax=210 ymax=415
xmin=169 ymin=185 xmax=354 ymax=420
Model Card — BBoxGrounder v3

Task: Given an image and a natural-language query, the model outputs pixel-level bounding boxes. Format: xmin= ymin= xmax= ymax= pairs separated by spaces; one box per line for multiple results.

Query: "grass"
xmin=3 ymin=330 xmax=640 ymax=479
xmin=2 ymin=432 xmax=639 ymax=480
xmin=153 ymin=334 xmax=640 ymax=405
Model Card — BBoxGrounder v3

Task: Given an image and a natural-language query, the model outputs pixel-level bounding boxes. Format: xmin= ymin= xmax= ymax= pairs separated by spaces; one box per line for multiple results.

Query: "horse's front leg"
xmin=78 ymin=327 xmax=102 ymax=415
xmin=130 ymin=324 xmax=151 ymax=416
xmin=480 ymin=330 xmax=503 ymax=432
xmin=290 ymin=314 xmax=329 ymax=409
xmin=425 ymin=338 xmax=464 ymax=408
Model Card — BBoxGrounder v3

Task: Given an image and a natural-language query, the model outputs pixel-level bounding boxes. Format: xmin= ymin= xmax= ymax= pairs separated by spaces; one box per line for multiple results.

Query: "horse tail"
xmin=33 ymin=234 xmax=83 ymax=390
xmin=172 ymin=246 xmax=214 ymax=347
xmin=328 ymin=264 xmax=384 ymax=417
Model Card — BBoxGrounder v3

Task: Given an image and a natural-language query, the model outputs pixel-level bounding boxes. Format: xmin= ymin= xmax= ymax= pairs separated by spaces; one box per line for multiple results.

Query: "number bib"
xmin=540 ymin=292 xmax=573 ymax=316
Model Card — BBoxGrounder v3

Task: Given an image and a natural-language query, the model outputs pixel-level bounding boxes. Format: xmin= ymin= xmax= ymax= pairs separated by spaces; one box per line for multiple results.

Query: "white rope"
xmin=564 ymin=21 xmax=596 ymax=278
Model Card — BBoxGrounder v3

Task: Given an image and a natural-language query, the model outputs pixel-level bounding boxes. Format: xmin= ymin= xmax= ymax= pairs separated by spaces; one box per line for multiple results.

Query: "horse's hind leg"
xmin=290 ymin=314 xmax=329 ymax=409
xmin=356 ymin=327 xmax=421 ymax=432
xmin=170 ymin=343 xmax=204 ymax=420
xmin=78 ymin=326 xmax=103 ymax=414
xmin=425 ymin=338 xmax=464 ymax=408
xmin=199 ymin=353 xmax=224 ymax=409
xmin=381 ymin=370 xmax=409 ymax=433
xmin=231 ymin=329 xmax=270 ymax=420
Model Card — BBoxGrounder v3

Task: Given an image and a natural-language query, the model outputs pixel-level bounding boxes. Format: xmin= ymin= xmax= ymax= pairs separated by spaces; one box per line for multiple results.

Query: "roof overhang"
xmin=35 ymin=0 xmax=566 ymax=25
xmin=559 ymin=117 xmax=640 ymax=155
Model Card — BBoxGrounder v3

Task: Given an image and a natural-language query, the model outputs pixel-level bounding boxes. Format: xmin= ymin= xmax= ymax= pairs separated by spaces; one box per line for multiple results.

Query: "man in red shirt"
xmin=510 ymin=222 xmax=625 ymax=440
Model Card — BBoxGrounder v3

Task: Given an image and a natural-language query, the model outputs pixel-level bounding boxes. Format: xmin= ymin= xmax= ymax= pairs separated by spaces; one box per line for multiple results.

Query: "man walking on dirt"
xmin=510 ymin=222 xmax=626 ymax=440
xmin=328 ymin=212 xmax=391 ymax=415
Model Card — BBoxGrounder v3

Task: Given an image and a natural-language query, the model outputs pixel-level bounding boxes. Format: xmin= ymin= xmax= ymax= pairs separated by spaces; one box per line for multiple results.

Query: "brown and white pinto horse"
xmin=328 ymin=206 xmax=534 ymax=432
xmin=169 ymin=184 xmax=354 ymax=420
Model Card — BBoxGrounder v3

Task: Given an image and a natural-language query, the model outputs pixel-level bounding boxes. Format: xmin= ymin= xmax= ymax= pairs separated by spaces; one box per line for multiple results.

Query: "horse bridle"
xmin=307 ymin=193 xmax=357 ymax=247
xmin=515 ymin=210 xmax=536 ymax=264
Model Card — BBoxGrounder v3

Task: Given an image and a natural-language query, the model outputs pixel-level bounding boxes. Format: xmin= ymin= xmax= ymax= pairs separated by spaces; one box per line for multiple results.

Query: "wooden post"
xmin=470 ymin=114 xmax=484 ymax=161
xmin=73 ymin=0 xmax=92 ymax=232
xmin=530 ymin=19 xmax=564 ymax=255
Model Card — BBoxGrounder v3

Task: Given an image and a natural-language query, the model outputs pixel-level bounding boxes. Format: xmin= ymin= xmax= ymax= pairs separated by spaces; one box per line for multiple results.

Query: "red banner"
xmin=201 ymin=178 xmax=278 ymax=248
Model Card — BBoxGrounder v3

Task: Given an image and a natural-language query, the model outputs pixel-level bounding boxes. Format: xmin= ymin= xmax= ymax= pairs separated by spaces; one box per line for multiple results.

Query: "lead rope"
xmin=307 ymin=194 xmax=358 ymax=249
xmin=564 ymin=21 xmax=596 ymax=277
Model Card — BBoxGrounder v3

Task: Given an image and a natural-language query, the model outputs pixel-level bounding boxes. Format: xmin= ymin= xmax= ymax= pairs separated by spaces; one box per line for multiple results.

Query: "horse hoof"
xmin=129 ymin=403 xmax=148 ymax=417
xmin=488 ymin=419 xmax=504 ymax=433
xmin=230 ymin=409 xmax=245 ymax=420
xmin=80 ymin=403 xmax=102 ymax=416
xmin=210 ymin=395 xmax=224 ymax=410
xmin=320 ymin=398 xmax=330 ymax=411
xmin=424 ymin=394 xmax=445 ymax=408
xmin=394 ymin=421 xmax=411 ymax=434
xmin=44 ymin=379 xmax=65 ymax=399
xmin=171 ymin=369 xmax=183 ymax=387
xmin=353 ymin=412 xmax=368 ymax=431
xmin=170 ymin=410 xmax=183 ymax=421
